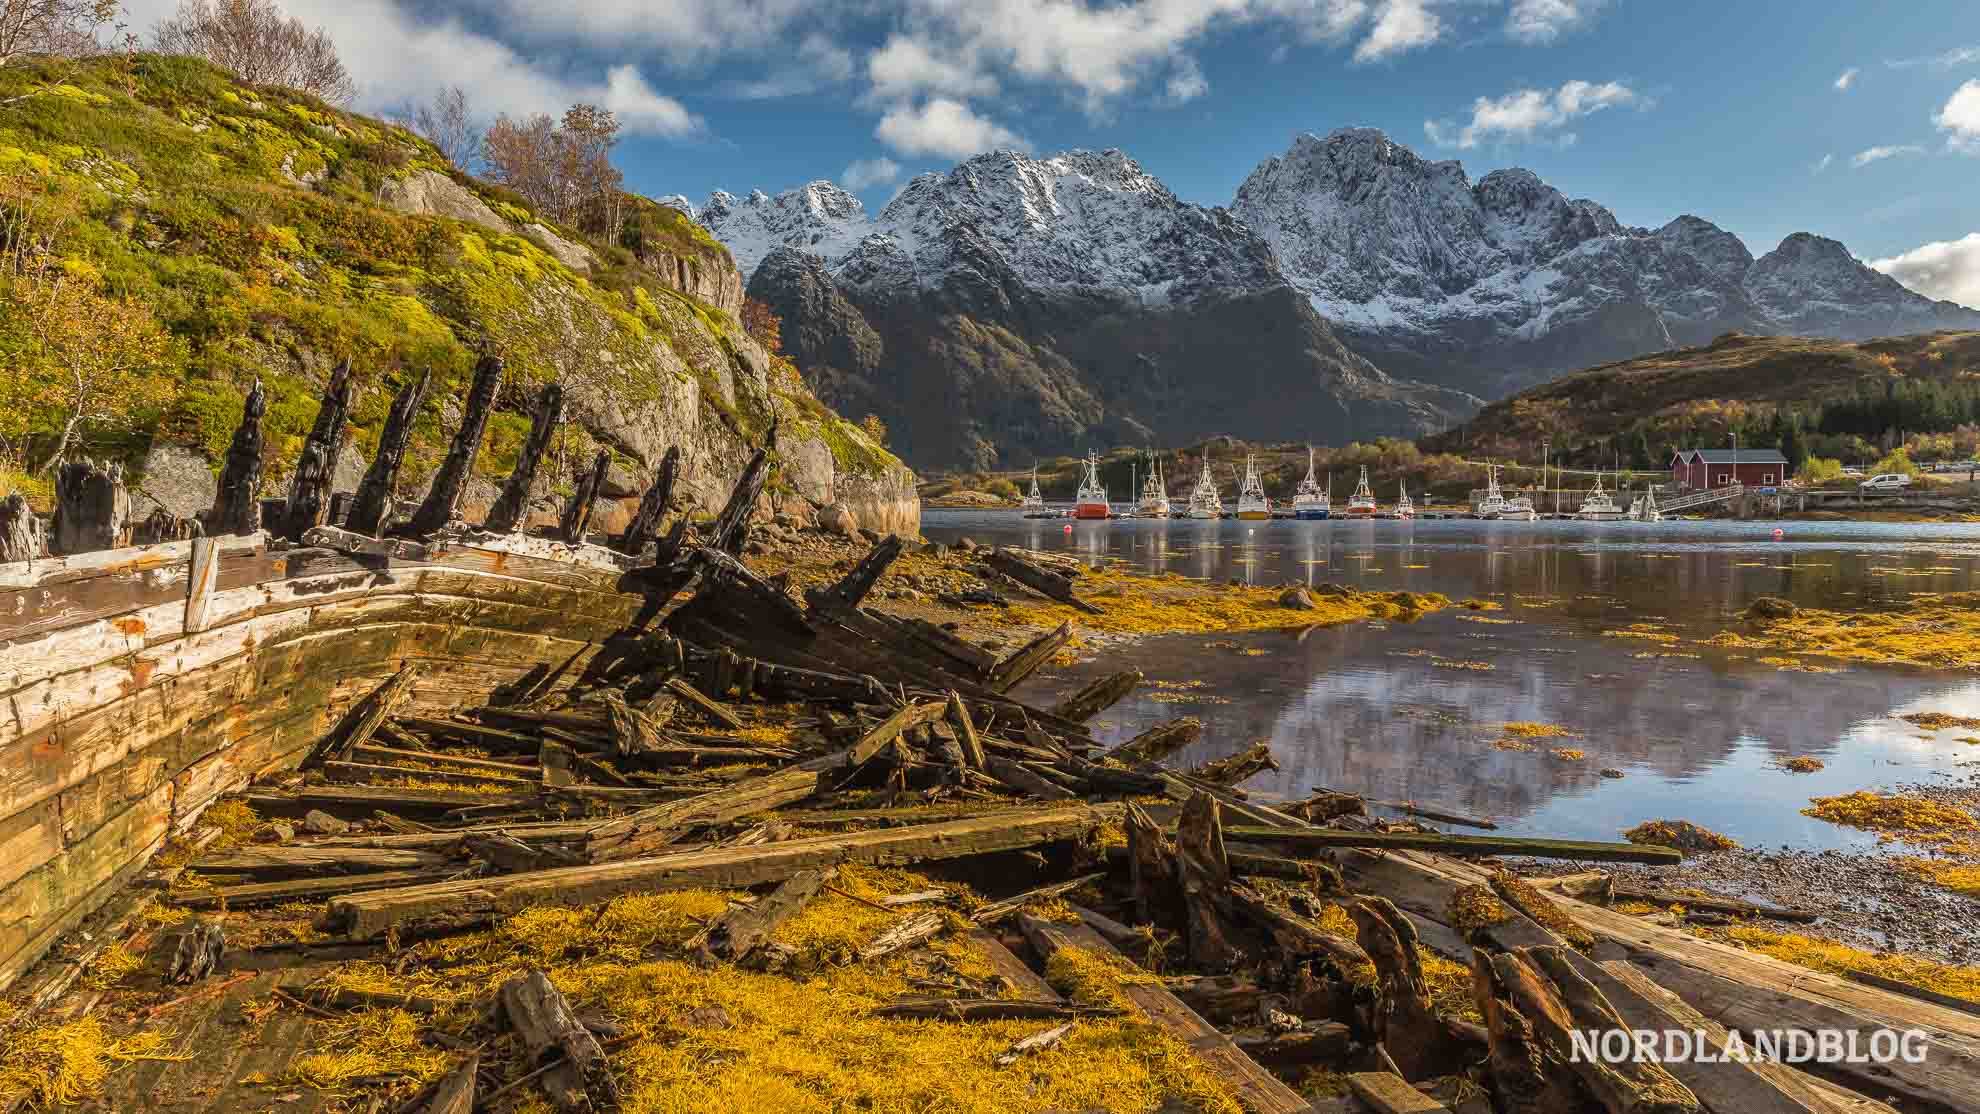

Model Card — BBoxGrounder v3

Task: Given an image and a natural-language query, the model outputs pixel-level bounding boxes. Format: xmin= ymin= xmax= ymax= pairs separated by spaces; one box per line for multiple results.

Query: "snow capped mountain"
xmin=1232 ymin=128 xmax=1980 ymax=390
xmin=696 ymin=149 xmax=1281 ymax=310
xmin=687 ymin=182 xmax=869 ymax=278
xmin=713 ymin=148 xmax=1470 ymax=469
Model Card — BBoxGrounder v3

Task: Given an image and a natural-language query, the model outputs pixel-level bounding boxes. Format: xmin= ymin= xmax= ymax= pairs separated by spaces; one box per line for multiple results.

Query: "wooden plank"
xmin=967 ymin=928 xmax=1057 ymax=1000
xmin=1572 ymin=953 xmax=1886 ymax=1114
xmin=171 ymin=869 xmax=457 ymax=910
xmin=1346 ymin=1072 xmax=1451 ymax=1114
xmin=182 ymin=536 xmax=221 ymax=634
xmin=1227 ymin=826 xmax=1684 ymax=864
xmin=325 ymin=805 xmax=1119 ymax=939
xmin=988 ymin=621 xmax=1073 ymax=691
xmin=1016 ymin=914 xmax=1310 ymax=1114
xmin=848 ymin=701 xmax=948 ymax=766
xmin=665 ymin=676 xmax=745 ymax=730
xmin=985 ymin=549 xmax=1102 ymax=614
xmin=193 ymin=845 xmax=452 ymax=879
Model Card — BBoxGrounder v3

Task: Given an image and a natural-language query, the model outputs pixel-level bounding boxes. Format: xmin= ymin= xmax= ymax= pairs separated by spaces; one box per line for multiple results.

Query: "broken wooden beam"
xmin=1016 ymin=914 xmax=1311 ymax=1114
xmin=1227 ymin=826 xmax=1685 ymax=864
xmin=985 ymin=548 xmax=1102 ymax=614
xmin=615 ymin=444 xmax=677 ymax=555
xmin=1345 ymin=1073 xmax=1452 ymax=1114
xmin=280 ymin=358 xmax=353 ymax=542
xmin=484 ymin=381 xmax=563 ymax=535
xmin=347 ymin=367 xmax=431 ymax=537
xmin=1104 ymin=717 xmax=1202 ymax=764
xmin=52 ymin=457 xmax=129 ymax=554
xmin=846 ymin=701 xmax=948 ymax=767
xmin=1050 ymin=669 xmax=1143 ymax=722
xmin=499 ymin=968 xmax=618 ymax=1112
xmin=988 ymin=621 xmax=1074 ymax=691
xmin=561 ymin=449 xmax=610 ymax=544
xmin=709 ymin=422 xmax=775 ymax=556
xmin=1190 ymin=742 xmax=1278 ymax=787
xmin=307 ymin=664 xmax=419 ymax=768
xmin=665 ymin=676 xmax=745 ymax=730
xmin=171 ymin=868 xmax=457 ymax=909
xmin=0 ymin=492 xmax=41 ymax=562
xmin=208 ymin=378 xmax=267 ymax=537
xmin=583 ymin=754 xmax=841 ymax=861
xmin=407 ymin=353 xmax=502 ymax=537
xmin=699 ymin=867 xmax=834 ymax=966
xmin=326 ymin=805 xmax=1119 ymax=938
xmin=812 ymin=534 xmax=907 ymax=612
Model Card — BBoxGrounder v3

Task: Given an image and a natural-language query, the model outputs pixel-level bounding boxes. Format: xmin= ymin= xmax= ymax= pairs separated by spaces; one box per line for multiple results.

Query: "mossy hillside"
xmin=0 ymin=53 xmax=903 ymax=510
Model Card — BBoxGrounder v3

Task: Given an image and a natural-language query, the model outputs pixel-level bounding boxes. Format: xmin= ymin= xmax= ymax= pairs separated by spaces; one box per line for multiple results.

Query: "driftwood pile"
xmin=31 ymin=368 xmax=1952 ymax=1114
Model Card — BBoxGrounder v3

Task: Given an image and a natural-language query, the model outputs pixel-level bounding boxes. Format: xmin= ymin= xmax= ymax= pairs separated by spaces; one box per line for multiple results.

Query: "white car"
xmin=1859 ymin=473 xmax=1913 ymax=490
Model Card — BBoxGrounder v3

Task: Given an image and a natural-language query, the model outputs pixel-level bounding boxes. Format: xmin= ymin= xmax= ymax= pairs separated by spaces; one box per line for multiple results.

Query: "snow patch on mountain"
xmin=694 ymin=149 xmax=1281 ymax=307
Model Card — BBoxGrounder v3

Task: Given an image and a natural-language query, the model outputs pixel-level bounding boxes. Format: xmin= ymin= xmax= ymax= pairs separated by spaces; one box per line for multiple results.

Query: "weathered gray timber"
xmin=0 ymin=493 xmax=42 ymax=562
xmin=348 ymin=368 xmax=432 ymax=537
xmin=324 ymin=805 xmax=1118 ymax=938
xmin=209 ymin=378 xmax=267 ymax=537
xmin=52 ymin=457 xmax=129 ymax=555
xmin=407 ymin=354 xmax=502 ymax=536
xmin=561 ymin=449 xmax=610 ymax=543
xmin=280 ymin=358 xmax=353 ymax=542
xmin=615 ymin=445 xmax=678 ymax=554
xmin=485 ymin=381 xmax=563 ymax=535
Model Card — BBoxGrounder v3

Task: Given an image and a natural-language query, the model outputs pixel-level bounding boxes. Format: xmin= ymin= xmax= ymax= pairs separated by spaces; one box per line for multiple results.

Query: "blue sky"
xmin=128 ymin=0 xmax=1980 ymax=304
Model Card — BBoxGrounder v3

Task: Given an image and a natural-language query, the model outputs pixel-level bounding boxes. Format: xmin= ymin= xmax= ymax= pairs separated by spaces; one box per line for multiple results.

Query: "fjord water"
xmin=922 ymin=510 xmax=1980 ymax=851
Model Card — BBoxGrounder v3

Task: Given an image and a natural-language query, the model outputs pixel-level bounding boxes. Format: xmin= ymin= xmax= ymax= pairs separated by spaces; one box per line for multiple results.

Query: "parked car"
xmin=1841 ymin=467 xmax=1864 ymax=477
xmin=1859 ymin=473 xmax=1914 ymax=490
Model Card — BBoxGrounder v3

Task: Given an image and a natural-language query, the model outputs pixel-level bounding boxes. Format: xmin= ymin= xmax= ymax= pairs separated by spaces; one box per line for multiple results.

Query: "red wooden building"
xmin=1671 ymin=448 xmax=1790 ymax=491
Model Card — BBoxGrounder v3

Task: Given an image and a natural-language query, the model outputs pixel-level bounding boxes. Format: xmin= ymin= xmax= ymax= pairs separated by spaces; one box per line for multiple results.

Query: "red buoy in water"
xmin=1063 ymin=523 xmax=1073 ymax=533
xmin=1772 ymin=528 xmax=1784 ymax=539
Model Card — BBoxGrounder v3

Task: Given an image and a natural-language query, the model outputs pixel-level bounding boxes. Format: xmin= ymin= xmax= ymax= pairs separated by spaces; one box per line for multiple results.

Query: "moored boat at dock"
xmin=1577 ymin=472 xmax=1625 ymax=521
xmin=1344 ymin=466 xmax=1378 ymax=516
xmin=1235 ymin=454 xmax=1271 ymax=520
xmin=1290 ymin=448 xmax=1330 ymax=519
xmin=1073 ymin=452 xmax=1110 ymax=519
xmin=1137 ymin=452 xmax=1171 ymax=518
xmin=1185 ymin=455 xmax=1223 ymax=518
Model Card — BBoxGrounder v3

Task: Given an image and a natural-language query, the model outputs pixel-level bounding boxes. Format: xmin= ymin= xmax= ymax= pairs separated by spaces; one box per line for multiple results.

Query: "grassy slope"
xmin=0 ymin=53 xmax=896 ymax=502
xmin=1421 ymin=331 xmax=1980 ymax=462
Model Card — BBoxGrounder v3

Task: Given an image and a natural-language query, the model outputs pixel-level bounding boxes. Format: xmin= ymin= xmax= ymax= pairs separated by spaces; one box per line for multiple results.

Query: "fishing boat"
xmin=1290 ymin=448 xmax=1330 ymax=519
xmin=1020 ymin=466 xmax=1053 ymax=518
xmin=1576 ymin=472 xmax=1624 ymax=522
xmin=1235 ymin=455 xmax=1271 ymax=520
xmin=1627 ymin=487 xmax=1663 ymax=522
xmin=1136 ymin=452 xmax=1171 ymax=518
xmin=1073 ymin=452 xmax=1109 ymax=519
xmin=1499 ymin=487 xmax=1538 ymax=521
xmin=1475 ymin=464 xmax=1509 ymax=518
xmin=1185 ymin=456 xmax=1223 ymax=519
xmin=1392 ymin=482 xmax=1415 ymax=519
xmin=1344 ymin=466 xmax=1378 ymax=517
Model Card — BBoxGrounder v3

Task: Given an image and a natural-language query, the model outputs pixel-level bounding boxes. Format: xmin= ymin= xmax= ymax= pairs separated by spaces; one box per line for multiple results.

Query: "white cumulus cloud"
xmin=1851 ymin=144 xmax=1925 ymax=167
xmin=1871 ymin=233 xmax=1980 ymax=309
xmin=1506 ymin=0 xmax=1607 ymax=44
xmin=125 ymin=0 xmax=701 ymax=135
xmin=1834 ymin=67 xmax=1859 ymax=91
xmin=1939 ymin=80 xmax=1980 ymax=152
xmin=1813 ymin=152 xmax=1833 ymax=173
xmin=842 ymin=156 xmax=903 ymax=190
xmin=1424 ymin=79 xmax=1640 ymax=148
xmin=875 ymin=98 xmax=1027 ymax=158
xmin=1354 ymin=0 xmax=1442 ymax=62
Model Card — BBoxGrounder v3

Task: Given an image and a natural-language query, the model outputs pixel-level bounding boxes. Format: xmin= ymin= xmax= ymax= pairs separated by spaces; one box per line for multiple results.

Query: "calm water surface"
xmin=922 ymin=510 xmax=1980 ymax=850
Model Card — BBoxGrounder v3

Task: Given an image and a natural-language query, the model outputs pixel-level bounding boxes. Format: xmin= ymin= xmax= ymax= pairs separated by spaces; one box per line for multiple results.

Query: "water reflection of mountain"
xmin=971 ymin=515 xmax=1980 ymax=826
xmin=1031 ymin=613 xmax=1945 ymax=827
